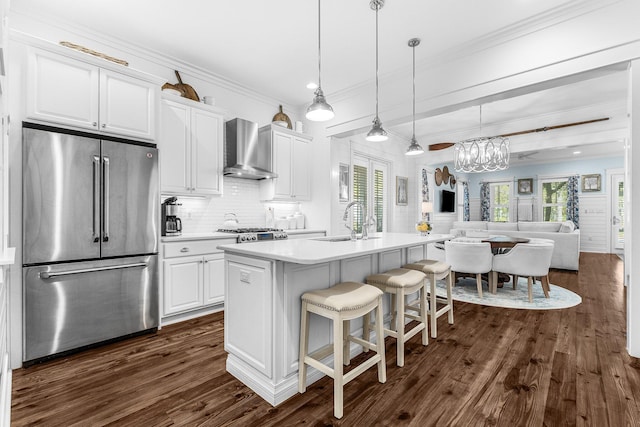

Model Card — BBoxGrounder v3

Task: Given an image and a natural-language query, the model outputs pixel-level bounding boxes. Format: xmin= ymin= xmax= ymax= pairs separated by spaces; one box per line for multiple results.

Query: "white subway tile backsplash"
xmin=163 ymin=177 xmax=303 ymax=233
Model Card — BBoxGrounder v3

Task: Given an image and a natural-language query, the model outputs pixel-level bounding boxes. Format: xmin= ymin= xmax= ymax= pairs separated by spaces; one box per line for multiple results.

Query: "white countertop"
xmin=218 ymin=232 xmax=453 ymax=264
xmin=161 ymin=229 xmax=326 ymax=242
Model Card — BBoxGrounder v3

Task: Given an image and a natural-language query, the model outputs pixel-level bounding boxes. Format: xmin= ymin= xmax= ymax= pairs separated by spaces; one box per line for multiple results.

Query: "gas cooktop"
xmin=217 ymin=227 xmax=283 ymax=234
xmin=217 ymin=228 xmax=288 ymax=243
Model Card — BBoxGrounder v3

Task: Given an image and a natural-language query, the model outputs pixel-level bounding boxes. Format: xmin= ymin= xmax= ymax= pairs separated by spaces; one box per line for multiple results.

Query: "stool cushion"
xmin=404 ymin=259 xmax=450 ymax=275
xmin=301 ymin=282 xmax=382 ymax=312
xmin=366 ymin=268 xmax=426 ymax=289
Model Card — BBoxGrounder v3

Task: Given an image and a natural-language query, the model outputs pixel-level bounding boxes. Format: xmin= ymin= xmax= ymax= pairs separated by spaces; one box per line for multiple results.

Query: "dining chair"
xmin=444 ymin=240 xmax=493 ymax=298
xmin=491 ymin=241 xmax=555 ymax=302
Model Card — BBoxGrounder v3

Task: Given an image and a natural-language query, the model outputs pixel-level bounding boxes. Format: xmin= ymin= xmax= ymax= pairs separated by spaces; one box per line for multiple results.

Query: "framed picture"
xmin=517 ymin=178 xmax=533 ymax=195
xmin=396 ymin=176 xmax=408 ymax=205
xmin=339 ymin=163 xmax=349 ymax=202
xmin=582 ymin=174 xmax=601 ymax=192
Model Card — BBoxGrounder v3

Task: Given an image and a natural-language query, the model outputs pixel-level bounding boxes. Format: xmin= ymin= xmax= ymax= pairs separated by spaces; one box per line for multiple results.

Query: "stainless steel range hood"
xmin=224 ymin=118 xmax=276 ymax=180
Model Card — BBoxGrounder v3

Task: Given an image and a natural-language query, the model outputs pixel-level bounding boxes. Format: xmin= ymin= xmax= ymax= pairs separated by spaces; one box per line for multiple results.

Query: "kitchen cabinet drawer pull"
xmin=39 ymin=262 xmax=147 ymax=279
xmin=180 ymin=247 xmax=190 ymax=253
xmin=92 ymin=122 xmax=97 ymax=127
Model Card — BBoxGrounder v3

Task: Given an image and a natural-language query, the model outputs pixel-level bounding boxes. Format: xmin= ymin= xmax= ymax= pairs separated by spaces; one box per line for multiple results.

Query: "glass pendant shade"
xmin=405 ymin=137 xmax=424 ymax=156
xmin=306 ymin=0 xmax=334 ymax=122
xmin=366 ymin=116 xmax=388 ymax=142
xmin=306 ymin=88 xmax=334 ymax=121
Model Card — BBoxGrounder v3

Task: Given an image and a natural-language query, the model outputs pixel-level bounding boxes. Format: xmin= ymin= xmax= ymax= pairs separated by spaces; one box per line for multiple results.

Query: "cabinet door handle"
xmin=101 ymin=123 xmax=106 ymax=128
xmin=180 ymin=247 xmax=190 ymax=253
xmin=92 ymin=122 xmax=97 ymax=127
xmin=204 ymin=260 xmax=208 ymax=264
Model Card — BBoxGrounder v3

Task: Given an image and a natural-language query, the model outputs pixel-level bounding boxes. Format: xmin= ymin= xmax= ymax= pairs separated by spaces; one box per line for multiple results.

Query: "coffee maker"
xmin=161 ymin=196 xmax=182 ymax=236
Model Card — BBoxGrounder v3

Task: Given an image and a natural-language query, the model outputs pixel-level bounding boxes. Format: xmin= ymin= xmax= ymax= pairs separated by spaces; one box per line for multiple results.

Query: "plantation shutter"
xmin=352 ymin=164 xmax=368 ymax=233
xmin=373 ymin=168 xmax=384 ymax=232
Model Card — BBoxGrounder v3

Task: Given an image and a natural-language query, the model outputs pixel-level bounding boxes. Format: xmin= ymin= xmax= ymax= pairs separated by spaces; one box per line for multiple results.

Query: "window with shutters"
xmin=540 ymin=178 xmax=568 ymax=221
xmin=352 ymin=155 xmax=388 ymax=233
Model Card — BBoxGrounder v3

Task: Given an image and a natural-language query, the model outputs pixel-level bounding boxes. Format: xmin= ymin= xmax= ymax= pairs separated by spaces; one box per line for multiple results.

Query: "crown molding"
xmin=8 ymin=9 xmax=296 ymax=112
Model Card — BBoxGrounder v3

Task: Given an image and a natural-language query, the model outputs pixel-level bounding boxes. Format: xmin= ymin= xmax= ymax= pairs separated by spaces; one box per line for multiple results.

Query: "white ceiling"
xmin=11 ymin=0 xmax=629 ymax=165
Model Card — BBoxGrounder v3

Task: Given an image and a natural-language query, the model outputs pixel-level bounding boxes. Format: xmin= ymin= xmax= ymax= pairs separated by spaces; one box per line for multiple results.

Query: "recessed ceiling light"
xmin=573 ymin=151 xmax=581 ymax=155
xmin=306 ymin=82 xmax=318 ymax=90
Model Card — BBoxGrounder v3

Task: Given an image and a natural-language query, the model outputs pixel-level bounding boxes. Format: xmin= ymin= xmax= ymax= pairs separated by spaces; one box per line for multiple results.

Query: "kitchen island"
xmin=218 ymin=232 xmax=452 ymax=405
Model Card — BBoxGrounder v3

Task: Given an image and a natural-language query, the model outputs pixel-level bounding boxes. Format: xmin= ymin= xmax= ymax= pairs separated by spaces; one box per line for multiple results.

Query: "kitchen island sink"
xmin=217 ymin=232 xmax=452 ymax=406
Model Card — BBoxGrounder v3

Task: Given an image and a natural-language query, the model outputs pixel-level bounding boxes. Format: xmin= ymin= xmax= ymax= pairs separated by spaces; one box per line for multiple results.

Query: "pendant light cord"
xmin=412 ymin=43 xmax=416 ymax=138
xmin=375 ymin=2 xmax=380 ymax=117
xmin=317 ymin=0 xmax=322 ymax=90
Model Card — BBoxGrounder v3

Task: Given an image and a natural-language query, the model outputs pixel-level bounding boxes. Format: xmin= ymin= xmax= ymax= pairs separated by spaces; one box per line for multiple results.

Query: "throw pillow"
xmin=559 ymin=220 xmax=576 ymax=233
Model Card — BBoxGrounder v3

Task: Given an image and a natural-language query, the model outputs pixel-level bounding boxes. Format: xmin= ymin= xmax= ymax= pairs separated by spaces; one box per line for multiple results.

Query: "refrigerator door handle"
xmin=39 ymin=262 xmax=148 ymax=279
xmin=92 ymin=155 xmax=101 ymax=243
xmin=103 ymin=156 xmax=110 ymax=242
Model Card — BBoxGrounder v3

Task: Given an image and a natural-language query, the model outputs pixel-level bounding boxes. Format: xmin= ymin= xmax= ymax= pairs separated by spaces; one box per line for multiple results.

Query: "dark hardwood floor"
xmin=11 ymin=253 xmax=640 ymax=426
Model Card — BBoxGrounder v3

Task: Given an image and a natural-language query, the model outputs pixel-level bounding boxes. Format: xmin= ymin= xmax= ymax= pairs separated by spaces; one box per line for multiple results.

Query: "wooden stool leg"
xmin=333 ymin=314 xmax=344 ymax=419
xmin=362 ymin=311 xmax=371 ymax=353
xmin=298 ymin=301 xmax=310 ymax=393
xmin=447 ymin=272 xmax=454 ymax=325
xmin=541 ymin=276 xmax=551 ymax=298
xmin=343 ymin=320 xmax=351 ymax=366
xmin=527 ymin=276 xmax=533 ymax=302
xmin=390 ymin=293 xmax=397 ymax=332
xmin=375 ymin=298 xmax=387 ymax=383
xmin=421 ymin=280 xmax=429 ymax=345
xmin=396 ymin=289 xmax=405 ymax=367
xmin=429 ymin=274 xmax=437 ymax=338
xmin=476 ymin=273 xmax=483 ymax=298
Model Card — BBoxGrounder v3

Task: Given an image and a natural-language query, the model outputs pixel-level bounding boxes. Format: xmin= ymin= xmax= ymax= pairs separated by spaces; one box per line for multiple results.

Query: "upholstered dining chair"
xmin=491 ymin=241 xmax=555 ymax=302
xmin=444 ymin=240 xmax=493 ymax=298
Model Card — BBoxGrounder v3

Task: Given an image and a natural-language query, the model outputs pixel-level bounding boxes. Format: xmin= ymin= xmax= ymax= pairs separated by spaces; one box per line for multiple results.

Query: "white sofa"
xmin=442 ymin=220 xmax=580 ymax=271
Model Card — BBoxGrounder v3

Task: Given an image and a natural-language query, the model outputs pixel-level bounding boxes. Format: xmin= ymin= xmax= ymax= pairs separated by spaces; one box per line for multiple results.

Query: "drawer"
xmin=164 ymin=239 xmax=236 ymax=258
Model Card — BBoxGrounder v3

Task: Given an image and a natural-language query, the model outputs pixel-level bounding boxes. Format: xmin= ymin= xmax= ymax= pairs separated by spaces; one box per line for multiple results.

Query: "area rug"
xmin=434 ymin=277 xmax=582 ymax=310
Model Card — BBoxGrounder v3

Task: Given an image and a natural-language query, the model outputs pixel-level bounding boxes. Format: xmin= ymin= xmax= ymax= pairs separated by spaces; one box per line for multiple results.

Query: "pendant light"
xmin=306 ymin=0 xmax=334 ymax=122
xmin=366 ymin=0 xmax=388 ymax=142
xmin=405 ymin=38 xmax=424 ymax=156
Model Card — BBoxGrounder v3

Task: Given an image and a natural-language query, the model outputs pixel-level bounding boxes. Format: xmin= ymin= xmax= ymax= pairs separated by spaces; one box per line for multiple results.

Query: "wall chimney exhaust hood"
xmin=224 ymin=118 xmax=276 ymax=180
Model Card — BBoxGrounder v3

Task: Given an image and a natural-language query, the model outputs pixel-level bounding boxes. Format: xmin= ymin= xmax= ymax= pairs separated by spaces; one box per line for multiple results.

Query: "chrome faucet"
xmin=342 ymin=201 xmax=366 ymax=240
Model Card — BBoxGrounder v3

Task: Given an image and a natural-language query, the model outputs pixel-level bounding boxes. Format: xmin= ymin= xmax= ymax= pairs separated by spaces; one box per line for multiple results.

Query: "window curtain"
xmin=463 ymin=181 xmax=470 ymax=221
xmin=566 ymin=175 xmax=580 ymax=228
xmin=421 ymin=168 xmax=430 ymax=220
xmin=480 ymin=182 xmax=490 ymax=221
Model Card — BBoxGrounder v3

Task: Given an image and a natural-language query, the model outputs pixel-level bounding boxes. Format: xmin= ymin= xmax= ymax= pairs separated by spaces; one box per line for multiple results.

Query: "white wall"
xmin=329 ymin=135 xmax=416 ymax=236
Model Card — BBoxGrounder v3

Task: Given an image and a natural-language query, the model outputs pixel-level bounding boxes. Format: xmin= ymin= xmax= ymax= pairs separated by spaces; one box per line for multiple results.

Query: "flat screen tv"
xmin=441 ymin=190 xmax=456 ymax=213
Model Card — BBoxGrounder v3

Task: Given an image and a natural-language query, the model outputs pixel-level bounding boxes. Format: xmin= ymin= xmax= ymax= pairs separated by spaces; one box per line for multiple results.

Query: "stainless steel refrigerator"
xmin=22 ymin=124 xmax=159 ymax=363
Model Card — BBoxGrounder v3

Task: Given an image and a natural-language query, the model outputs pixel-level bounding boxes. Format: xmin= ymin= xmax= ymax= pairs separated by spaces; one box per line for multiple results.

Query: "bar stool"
xmin=365 ymin=268 xmax=428 ymax=367
xmin=403 ymin=259 xmax=453 ymax=338
xmin=298 ymin=281 xmax=386 ymax=419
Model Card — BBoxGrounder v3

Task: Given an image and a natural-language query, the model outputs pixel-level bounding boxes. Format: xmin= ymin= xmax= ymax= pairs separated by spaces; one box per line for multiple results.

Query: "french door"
xmin=352 ymin=155 xmax=388 ymax=233
xmin=610 ymin=172 xmax=624 ymax=254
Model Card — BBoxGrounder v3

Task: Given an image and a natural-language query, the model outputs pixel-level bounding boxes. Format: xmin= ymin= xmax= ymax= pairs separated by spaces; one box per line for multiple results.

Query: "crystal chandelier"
xmin=453 ymin=106 xmax=510 ymax=172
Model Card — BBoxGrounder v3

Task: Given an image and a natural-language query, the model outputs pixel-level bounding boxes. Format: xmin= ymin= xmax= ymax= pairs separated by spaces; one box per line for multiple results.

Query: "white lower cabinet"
xmin=162 ymin=239 xmax=233 ymax=320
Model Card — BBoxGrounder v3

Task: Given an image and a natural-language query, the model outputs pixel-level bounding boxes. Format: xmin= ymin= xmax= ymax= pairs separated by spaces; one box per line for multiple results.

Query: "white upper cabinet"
xmin=26 ymin=47 xmax=158 ymax=141
xmin=160 ymin=97 xmax=224 ymax=196
xmin=99 ymin=69 xmax=155 ymax=139
xmin=260 ymin=125 xmax=312 ymax=201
